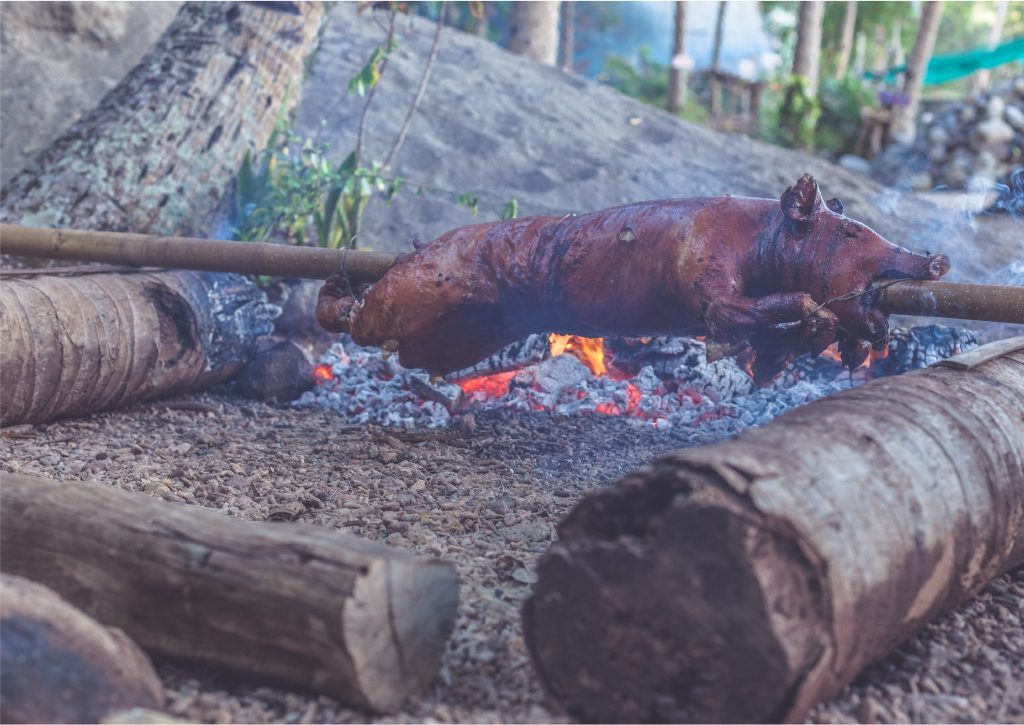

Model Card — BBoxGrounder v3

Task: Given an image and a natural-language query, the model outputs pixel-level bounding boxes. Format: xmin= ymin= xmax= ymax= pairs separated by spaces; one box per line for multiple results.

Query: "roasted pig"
xmin=317 ymin=175 xmax=949 ymax=383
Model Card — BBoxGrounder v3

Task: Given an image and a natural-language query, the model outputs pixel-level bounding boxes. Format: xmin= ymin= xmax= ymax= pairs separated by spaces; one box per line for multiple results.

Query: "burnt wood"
xmin=0 ymin=271 xmax=275 ymax=426
xmin=523 ymin=337 xmax=1024 ymax=723
xmin=0 ymin=473 xmax=460 ymax=714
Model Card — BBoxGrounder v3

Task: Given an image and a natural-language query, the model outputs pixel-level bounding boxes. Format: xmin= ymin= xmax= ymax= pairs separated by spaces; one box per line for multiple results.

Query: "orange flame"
xmin=457 ymin=370 xmax=517 ymax=397
xmin=548 ymin=334 xmax=607 ymax=376
xmin=314 ymin=364 xmax=333 ymax=383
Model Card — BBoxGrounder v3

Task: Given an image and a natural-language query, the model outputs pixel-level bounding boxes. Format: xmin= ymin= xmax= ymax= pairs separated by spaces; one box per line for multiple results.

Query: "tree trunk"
xmin=667 ymin=2 xmax=688 ymax=114
xmin=970 ymin=0 xmax=1008 ymax=94
xmin=872 ymin=23 xmax=887 ymax=75
xmin=835 ymin=1 xmax=857 ymax=79
xmin=891 ymin=1 xmax=943 ymax=143
xmin=0 ymin=1 xmax=325 ymax=237
xmin=524 ymin=337 xmax=1024 ymax=723
xmin=710 ymin=1 xmax=727 ymax=116
xmin=0 ymin=270 xmax=275 ymax=426
xmin=0 ymin=472 xmax=460 ymax=714
xmin=508 ymin=1 xmax=561 ymax=65
xmin=559 ymin=1 xmax=575 ymax=71
xmin=1 ymin=574 xmax=164 ymax=724
xmin=793 ymin=0 xmax=825 ymax=95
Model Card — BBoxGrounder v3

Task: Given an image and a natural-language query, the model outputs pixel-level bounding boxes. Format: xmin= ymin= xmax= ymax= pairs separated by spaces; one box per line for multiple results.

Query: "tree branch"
xmin=382 ymin=3 xmax=446 ymax=174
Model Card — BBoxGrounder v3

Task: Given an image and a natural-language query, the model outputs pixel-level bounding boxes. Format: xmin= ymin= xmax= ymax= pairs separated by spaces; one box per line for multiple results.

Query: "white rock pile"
xmin=919 ymin=76 xmax=1024 ymax=191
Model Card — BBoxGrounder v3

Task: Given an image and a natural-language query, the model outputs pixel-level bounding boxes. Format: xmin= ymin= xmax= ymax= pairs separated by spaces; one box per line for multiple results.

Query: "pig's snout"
xmin=925 ymin=253 xmax=950 ymax=279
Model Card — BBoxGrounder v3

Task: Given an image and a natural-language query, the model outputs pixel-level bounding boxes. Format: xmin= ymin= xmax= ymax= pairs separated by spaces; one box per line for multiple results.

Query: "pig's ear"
xmin=825 ymin=197 xmax=844 ymax=215
xmin=780 ymin=174 xmax=824 ymax=226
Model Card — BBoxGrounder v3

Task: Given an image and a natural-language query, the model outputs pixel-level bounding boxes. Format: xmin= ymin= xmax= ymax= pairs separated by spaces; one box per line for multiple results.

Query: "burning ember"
xmin=298 ymin=327 xmax=977 ymax=434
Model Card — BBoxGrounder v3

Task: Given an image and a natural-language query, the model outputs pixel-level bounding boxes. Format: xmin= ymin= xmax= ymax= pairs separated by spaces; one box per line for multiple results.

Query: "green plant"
xmin=776 ymin=75 xmax=820 ymax=150
xmin=815 ymin=76 xmax=877 ymax=157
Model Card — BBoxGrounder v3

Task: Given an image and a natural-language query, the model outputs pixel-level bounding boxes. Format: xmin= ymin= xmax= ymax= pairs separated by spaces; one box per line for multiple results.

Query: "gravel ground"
xmin=1 ymin=393 xmax=1020 ymax=724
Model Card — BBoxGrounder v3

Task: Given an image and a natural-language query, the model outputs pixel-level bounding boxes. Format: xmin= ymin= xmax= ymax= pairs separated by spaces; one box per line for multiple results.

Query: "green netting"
xmin=867 ymin=35 xmax=1024 ymax=86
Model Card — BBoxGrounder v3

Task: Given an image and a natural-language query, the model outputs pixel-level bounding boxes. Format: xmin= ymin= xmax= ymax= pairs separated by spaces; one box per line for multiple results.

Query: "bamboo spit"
xmin=2 ymin=223 xmax=1022 ymax=324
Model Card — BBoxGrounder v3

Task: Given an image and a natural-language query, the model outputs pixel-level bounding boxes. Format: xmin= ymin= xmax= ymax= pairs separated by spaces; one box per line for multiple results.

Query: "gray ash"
xmin=298 ymin=326 xmax=977 ymax=439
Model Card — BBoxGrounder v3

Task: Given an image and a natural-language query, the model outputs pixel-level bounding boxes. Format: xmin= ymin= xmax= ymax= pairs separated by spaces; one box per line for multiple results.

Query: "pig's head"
xmin=772 ymin=174 xmax=949 ymax=367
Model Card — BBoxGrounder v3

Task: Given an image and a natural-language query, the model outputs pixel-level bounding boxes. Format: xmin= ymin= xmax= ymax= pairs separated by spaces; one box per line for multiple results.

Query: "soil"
xmin=2 ymin=393 xmax=1021 ymax=724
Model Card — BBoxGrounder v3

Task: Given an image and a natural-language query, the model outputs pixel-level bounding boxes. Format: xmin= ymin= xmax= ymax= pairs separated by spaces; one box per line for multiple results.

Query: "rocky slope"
xmin=0 ymin=1 xmax=180 ymax=185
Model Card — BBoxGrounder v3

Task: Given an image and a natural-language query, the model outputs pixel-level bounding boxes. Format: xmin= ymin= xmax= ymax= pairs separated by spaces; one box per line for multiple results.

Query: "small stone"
xmin=927 ymin=125 xmax=949 ymax=146
xmin=986 ymin=95 xmax=1006 ymax=120
xmin=1004 ymin=104 xmax=1024 ymax=130
xmin=838 ymin=154 xmax=872 ymax=175
xmin=975 ymin=117 xmax=1015 ymax=144
xmin=511 ymin=567 xmax=538 ymax=585
xmin=910 ymin=172 xmax=934 ymax=191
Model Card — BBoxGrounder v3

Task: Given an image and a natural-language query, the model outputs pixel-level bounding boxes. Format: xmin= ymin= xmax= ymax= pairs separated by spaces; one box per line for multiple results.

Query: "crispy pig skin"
xmin=318 ymin=175 xmax=949 ymax=383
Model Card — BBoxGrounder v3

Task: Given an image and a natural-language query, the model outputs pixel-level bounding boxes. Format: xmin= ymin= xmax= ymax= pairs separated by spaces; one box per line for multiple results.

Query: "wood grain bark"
xmin=523 ymin=337 xmax=1024 ymax=723
xmin=1 ymin=574 xmax=164 ymax=724
xmin=891 ymin=1 xmax=944 ymax=143
xmin=0 ymin=1 xmax=326 ymax=236
xmin=793 ymin=0 xmax=825 ymax=95
xmin=507 ymin=1 xmax=560 ymax=66
xmin=0 ymin=271 xmax=274 ymax=426
xmin=0 ymin=472 xmax=460 ymax=714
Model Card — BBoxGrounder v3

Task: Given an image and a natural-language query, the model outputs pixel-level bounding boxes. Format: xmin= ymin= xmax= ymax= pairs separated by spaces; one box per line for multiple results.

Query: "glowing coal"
xmin=297 ymin=327 xmax=978 ymax=435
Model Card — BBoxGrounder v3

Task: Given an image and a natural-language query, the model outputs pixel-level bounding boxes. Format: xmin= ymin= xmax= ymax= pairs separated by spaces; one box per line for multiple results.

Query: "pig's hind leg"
xmin=703 ymin=292 xmax=838 ymax=384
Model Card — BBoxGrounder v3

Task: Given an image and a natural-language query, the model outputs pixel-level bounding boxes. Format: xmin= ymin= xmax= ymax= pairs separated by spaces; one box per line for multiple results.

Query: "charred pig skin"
xmin=318 ymin=175 xmax=949 ymax=383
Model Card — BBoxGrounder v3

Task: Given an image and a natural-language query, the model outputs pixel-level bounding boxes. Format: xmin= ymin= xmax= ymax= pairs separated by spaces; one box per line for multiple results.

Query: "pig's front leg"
xmin=704 ymin=292 xmax=838 ymax=384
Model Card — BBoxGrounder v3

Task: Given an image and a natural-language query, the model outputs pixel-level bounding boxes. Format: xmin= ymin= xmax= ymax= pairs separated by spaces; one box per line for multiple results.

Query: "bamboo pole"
xmin=3 ymin=223 xmax=1022 ymax=325
xmin=523 ymin=336 xmax=1024 ymax=723
xmin=1 ymin=224 xmax=395 ymax=284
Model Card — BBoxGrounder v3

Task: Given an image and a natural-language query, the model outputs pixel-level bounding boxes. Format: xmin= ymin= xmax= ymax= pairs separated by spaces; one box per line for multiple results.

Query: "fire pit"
xmin=300 ymin=326 xmax=978 ymax=440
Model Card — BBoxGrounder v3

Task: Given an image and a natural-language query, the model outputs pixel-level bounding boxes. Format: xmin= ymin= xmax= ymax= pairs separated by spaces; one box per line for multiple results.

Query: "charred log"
xmin=1 ymin=574 xmax=164 ymax=724
xmin=0 ymin=271 xmax=276 ymax=426
xmin=0 ymin=472 xmax=460 ymax=714
xmin=523 ymin=337 xmax=1024 ymax=723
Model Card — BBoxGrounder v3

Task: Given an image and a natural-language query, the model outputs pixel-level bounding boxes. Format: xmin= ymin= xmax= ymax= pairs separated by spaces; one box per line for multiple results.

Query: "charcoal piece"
xmin=236 ymin=340 xmax=314 ymax=402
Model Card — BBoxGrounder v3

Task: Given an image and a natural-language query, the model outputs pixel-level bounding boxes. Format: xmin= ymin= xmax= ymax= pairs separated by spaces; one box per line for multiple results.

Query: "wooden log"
xmin=0 ymin=472 xmax=460 ymax=714
xmin=0 ymin=271 xmax=276 ymax=426
xmin=1 ymin=574 xmax=164 ymax=724
xmin=0 ymin=2 xmax=326 ymax=236
xmin=523 ymin=337 xmax=1024 ymax=723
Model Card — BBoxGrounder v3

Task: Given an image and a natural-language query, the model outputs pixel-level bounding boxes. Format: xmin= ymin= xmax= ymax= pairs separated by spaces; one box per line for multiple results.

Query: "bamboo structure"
xmin=3 ymin=223 xmax=1022 ymax=325
xmin=1 ymin=574 xmax=164 ymax=724
xmin=1 ymin=472 xmax=460 ymax=714
xmin=523 ymin=336 xmax=1024 ymax=723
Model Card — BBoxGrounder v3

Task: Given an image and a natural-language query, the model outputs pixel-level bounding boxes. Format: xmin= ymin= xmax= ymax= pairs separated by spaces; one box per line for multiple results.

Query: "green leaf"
xmin=457 ymin=193 xmax=480 ymax=215
xmin=501 ymin=197 xmax=519 ymax=220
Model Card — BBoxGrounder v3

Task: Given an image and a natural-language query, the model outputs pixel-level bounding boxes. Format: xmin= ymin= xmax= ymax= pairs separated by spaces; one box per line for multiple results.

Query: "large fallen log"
xmin=523 ymin=336 xmax=1024 ymax=723
xmin=0 ymin=271 xmax=276 ymax=426
xmin=0 ymin=472 xmax=460 ymax=714
xmin=0 ymin=2 xmax=326 ymax=236
xmin=1 ymin=574 xmax=164 ymax=724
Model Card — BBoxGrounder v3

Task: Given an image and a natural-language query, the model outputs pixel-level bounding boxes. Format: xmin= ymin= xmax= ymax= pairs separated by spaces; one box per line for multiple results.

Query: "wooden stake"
xmin=0 ymin=473 xmax=460 ymax=714
xmin=523 ymin=337 xmax=1024 ymax=723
